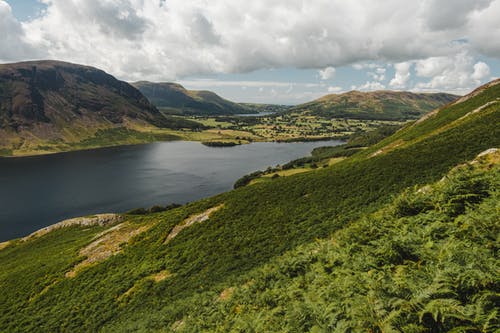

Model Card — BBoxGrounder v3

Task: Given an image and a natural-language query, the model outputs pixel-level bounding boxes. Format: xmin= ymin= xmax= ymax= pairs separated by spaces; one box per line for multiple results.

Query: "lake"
xmin=0 ymin=140 xmax=343 ymax=241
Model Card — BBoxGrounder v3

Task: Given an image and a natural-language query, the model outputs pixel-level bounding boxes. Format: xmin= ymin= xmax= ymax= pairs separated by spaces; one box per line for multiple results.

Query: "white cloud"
xmin=390 ymin=62 xmax=412 ymax=88
xmin=354 ymin=81 xmax=386 ymax=91
xmin=352 ymin=63 xmax=379 ymax=70
xmin=0 ymin=1 xmax=41 ymax=61
xmin=422 ymin=0 xmax=493 ymax=31
xmin=414 ymin=51 xmax=492 ymax=91
xmin=179 ymin=80 xmax=321 ymax=89
xmin=467 ymin=0 xmax=500 ymax=57
xmin=368 ymin=67 xmax=386 ymax=81
xmin=318 ymin=66 xmax=336 ymax=80
xmin=0 ymin=0 xmax=497 ymax=82
xmin=472 ymin=61 xmax=490 ymax=81
xmin=327 ymin=86 xmax=343 ymax=93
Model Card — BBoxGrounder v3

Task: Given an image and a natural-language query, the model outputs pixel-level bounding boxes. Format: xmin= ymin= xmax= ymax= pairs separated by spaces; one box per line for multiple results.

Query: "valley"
xmin=1 ymin=78 xmax=498 ymax=332
xmin=1 ymin=1 xmax=499 ymax=332
xmin=0 ymin=61 xmax=456 ymax=157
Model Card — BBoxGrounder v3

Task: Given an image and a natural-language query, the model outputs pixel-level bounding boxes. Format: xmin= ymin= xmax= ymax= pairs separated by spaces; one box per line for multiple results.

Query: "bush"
xmin=126 ymin=207 xmax=148 ymax=215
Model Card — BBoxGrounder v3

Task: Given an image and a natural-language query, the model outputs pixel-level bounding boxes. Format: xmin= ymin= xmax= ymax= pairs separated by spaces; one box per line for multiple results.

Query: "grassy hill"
xmin=0 ymin=61 xmax=204 ymax=156
xmin=133 ymin=81 xmax=254 ymax=115
xmin=0 ymin=80 xmax=498 ymax=332
xmin=291 ymin=90 xmax=458 ymax=121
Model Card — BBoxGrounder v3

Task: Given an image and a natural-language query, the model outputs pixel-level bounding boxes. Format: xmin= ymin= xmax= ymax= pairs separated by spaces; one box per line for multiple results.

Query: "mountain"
xmin=290 ymin=90 xmax=458 ymax=120
xmin=0 ymin=79 xmax=498 ymax=332
xmin=0 ymin=61 xmax=195 ymax=156
xmin=132 ymin=81 xmax=253 ymax=115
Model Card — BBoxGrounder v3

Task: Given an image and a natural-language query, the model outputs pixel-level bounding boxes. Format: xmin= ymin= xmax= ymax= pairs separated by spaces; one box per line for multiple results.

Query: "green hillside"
xmin=291 ymin=90 xmax=458 ymax=121
xmin=0 ymin=80 xmax=498 ymax=332
xmin=133 ymin=81 xmax=254 ymax=115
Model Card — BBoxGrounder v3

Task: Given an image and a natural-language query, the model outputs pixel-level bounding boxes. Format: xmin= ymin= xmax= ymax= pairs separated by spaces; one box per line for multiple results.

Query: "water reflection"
xmin=0 ymin=140 xmax=343 ymax=241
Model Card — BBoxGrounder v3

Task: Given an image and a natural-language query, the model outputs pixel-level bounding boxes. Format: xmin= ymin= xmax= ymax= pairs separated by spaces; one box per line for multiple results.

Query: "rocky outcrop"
xmin=25 ymin=214 xmax=123 ymax=240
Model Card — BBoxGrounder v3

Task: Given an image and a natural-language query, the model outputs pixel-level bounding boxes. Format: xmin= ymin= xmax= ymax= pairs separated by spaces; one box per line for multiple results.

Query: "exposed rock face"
xmin=0 ymin=60 xmax=169 ymax=134
xmin=25 ymin=214 xmax=124 ymax=240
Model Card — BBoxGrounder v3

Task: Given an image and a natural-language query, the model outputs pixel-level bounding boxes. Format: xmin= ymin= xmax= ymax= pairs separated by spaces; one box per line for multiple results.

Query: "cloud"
xmin=327 ymin=86 xmax=343 ymax=93
xmin=389 ymin=62 xmax=412 ymax=88
xmin=467 ymin=0 xmax=500 ymax=57
xmin=422 ymin=0 xmax=493 ymax=31
xmin=0 ymin=0 xmax=497 ymax=82
xmin=368 ymin=67 xmax=386 ymax=81
xmin=179 ymin=80 xmax=318 ymax=88
xmin=0 ymin=1 xmax=41 ymax=61
xmin=353 ymin=81 xmax=386 ymax=91
xmin=319 ymin=66 xmax=336 ymax=80
xmin=414 ymin=50 xmax=491 ymax=91
xmin=352 ymin=63 xmax=380 ymax=70
xmin=472 ymin=62 xmax=490 ymax=81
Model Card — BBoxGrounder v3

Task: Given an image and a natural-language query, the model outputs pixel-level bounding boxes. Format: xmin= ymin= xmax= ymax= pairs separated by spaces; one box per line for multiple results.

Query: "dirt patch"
xmin=370 ymin=140 xmax=404 ymax=158
xmin=164 ymin=204 xmax=224 ymax=244
xmin=218 ymin=287 xmax=235 ymax=301
xmin=0 ymin=241 xmax=11 ymax=251
xmin=149 ymin=270 xmax=172 ymax=282
xmin=66 ymin=222 xmax=150 ymax=278
xmin=171 ymin=320 xmax=185 ymax=332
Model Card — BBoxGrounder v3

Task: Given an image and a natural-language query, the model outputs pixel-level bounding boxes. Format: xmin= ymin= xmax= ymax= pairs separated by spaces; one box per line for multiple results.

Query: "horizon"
xmin=2 ymin=0 xmax=500 ymax=104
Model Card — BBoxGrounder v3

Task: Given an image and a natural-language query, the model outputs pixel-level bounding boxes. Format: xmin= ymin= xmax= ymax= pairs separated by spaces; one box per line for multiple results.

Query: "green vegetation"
xmin=239 ymin=103 xmax=292 ymax=113
xmin=72 ymin=128 xmax=181 ymax=149
xmin=127 ymin=203 xmax=182 ymax=215
xmin=176 ymin=152 xmax=500 ymax=332
xmin=133 ymin=81 xmax=254 ymax=115
xmin=188 ymin=113 xmax=402 ymax=143
xmin=202 ymin=141 xmax=240 ymax=147
xmin=292 ymin=91 xmax=457 ymax=121
xmin=0 ymin=148 xmax=13 ymax=156
xmin=161 ymin=115 xmax=206 ymax=130
xmin=0 ymin=80 xmax=498 ymax=332
xmin=234 ymin=124 xmax=402 ymax=187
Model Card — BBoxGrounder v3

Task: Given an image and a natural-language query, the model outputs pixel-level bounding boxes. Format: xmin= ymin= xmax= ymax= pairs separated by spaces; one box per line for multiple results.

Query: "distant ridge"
xmin=132 ymin=81 xmax=254 ymax=115
xmin=291 ymin=90 xmax=458 ymax=120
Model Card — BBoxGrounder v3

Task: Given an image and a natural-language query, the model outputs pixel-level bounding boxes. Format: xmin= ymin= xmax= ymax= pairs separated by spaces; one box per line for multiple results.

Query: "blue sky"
xmin=2 ymin=0 xmax=500 ymax=104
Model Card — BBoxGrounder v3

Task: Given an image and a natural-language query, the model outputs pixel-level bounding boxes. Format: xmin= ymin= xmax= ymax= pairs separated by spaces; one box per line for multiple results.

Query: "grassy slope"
xmin=292 ymin=91 xmax=458 ymax=121
xmin=133 ymin=81 xmax=252 ymax=115
xmin=0 ymin=81 xmax=498 ymax=332
xmin=174 ymin=149 xmax=500 ymax=332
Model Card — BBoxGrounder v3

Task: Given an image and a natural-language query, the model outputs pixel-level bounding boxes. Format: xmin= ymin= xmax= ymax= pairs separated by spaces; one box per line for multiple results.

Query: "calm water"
xmin=0 ymin=140 xmax=342 ymax=241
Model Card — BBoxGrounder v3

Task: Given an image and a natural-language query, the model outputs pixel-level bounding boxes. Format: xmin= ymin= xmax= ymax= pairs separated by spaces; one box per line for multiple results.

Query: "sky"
xmin=1 ymin=0 xmax=500 ymax=104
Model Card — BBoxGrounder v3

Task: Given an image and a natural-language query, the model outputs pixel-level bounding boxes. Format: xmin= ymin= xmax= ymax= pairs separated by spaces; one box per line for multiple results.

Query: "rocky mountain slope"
xmin=0 ymin=61 xmax=184 ymax=156
xmin=291 ymin=90 xmax=458 ymax=120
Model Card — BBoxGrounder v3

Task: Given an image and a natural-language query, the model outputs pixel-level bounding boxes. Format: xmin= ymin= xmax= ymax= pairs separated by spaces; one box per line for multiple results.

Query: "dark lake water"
xmin=0 ymin=140 xmax=343 ymax=241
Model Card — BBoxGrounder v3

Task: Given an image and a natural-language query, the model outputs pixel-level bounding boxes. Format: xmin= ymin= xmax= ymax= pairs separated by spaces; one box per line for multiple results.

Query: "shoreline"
xmin=0 ymin=136 xmax=346 ymax=159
